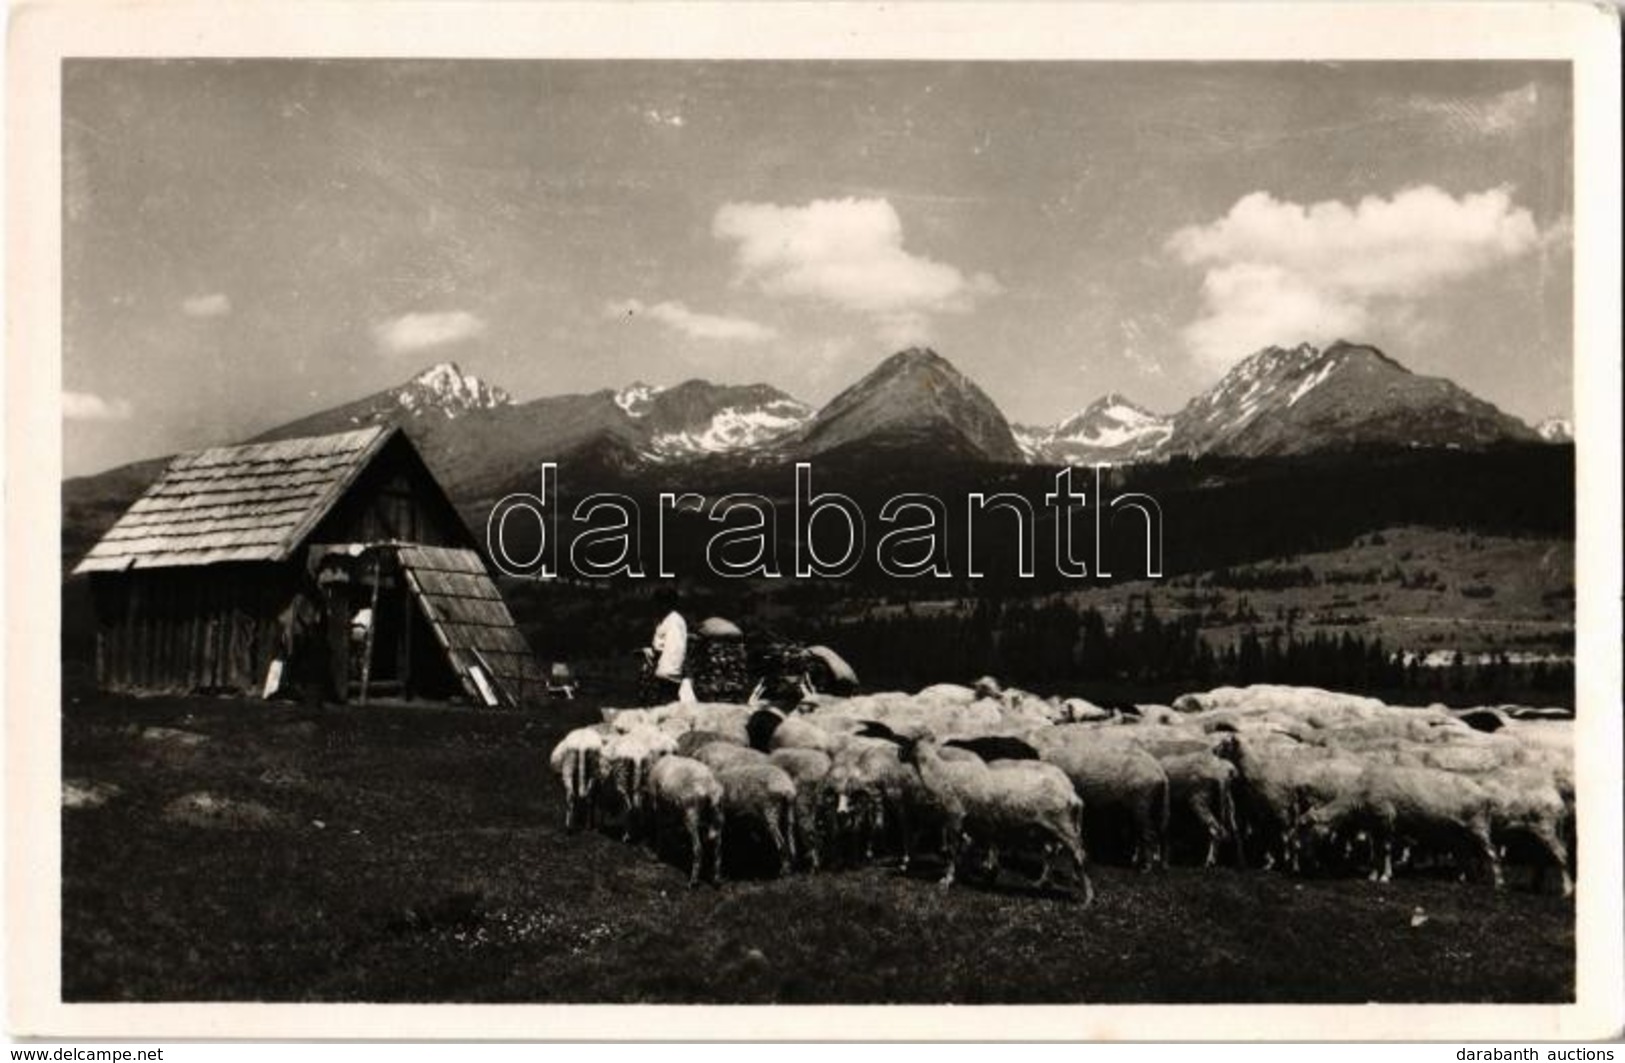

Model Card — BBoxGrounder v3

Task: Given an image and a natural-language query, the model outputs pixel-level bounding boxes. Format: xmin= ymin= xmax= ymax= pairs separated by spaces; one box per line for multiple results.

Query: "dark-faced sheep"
xmin=644 ymin=755 xmax=725 ymax=887
xmin=746 ymin=708 xmax=787 ymax=752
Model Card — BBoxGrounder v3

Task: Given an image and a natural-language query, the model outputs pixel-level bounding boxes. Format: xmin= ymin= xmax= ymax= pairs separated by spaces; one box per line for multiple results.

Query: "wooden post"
xmin=359 ymin=555 xmax=382 ymax=706
xmin=399 ymin=559 xmax=413 ymax=699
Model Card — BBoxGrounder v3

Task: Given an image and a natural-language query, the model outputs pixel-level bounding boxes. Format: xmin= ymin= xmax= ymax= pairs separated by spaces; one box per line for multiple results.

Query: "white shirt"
xmin=350 ymin=607 xmax=374 ymax=641
xmin=652 ymin=611 xmax=688 ymax=680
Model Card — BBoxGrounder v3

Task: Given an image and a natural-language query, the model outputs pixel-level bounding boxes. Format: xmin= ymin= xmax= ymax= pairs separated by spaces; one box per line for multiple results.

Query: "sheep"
xmin=639 ymin=702 xmax=756 ymax=745
xmin=770 ymin=748 xmax=833 ymax=870
xmin=644 ymin=755 xmax=725 ymax=887
xmin=1029 ymin=729 xmax=1169 ymax=870
xmin=768 ymin=716 xmax=836 ymax=754
xmin=1124 ymin=733 xmax=1211 ymax=760
xmin=801 ymin=714 xmax=869 ymax=736
xmin=1212 ymin=733 xmax=1363 ymax=871
xmin=548 ymin=724 xmax=611 ymax=830
xmin=674 ymin=729 xmax=742 ymax=758
xmin=1466 ymin=766 xmax=1573 ymax=896
xmin=900 ymin=736 xmax=1092 ymax=903
xmin=1295 ymin=764 xmax=1501 ymax=888
xmin=988 ymin=758 xmax=1074 ymax=790
xmin=597 ymin=725 xmax=677 ymax=840
xmin=917 ymin=682 xmax=978 ymax=703
xmin=1059 ymin=697 xmax=1114 ymax=723
xmin=854 ymin=720 xmax=904 ymax=743
xmin=715 ymin=762 xmax=799 ymax=878
xmin=820 ymin=741 xmax=931 ymax=868
xmin=1155 ymin=751 xmax=1241 ymax=867
xmin=691 ymin=741 xmax=772 ymax=774
xmin=819 ymin=755 xmax=887 ymax=866
xmin=607 ymin=708 xmax=656 ymax=733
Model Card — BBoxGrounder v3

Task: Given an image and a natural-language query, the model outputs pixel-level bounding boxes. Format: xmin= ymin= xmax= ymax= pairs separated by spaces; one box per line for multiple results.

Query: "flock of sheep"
xmin=548 ymin=681 xmax=1575 ymax=904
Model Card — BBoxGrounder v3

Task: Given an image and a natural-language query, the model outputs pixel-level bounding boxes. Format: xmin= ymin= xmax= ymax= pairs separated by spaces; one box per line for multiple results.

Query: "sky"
xmin=63 ymin=60 xmax=1573 ymax=476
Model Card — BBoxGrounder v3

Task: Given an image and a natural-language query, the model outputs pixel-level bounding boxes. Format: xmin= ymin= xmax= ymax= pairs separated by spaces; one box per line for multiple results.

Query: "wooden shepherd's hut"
xmin=72 ymin=425 xmax=542 ymax=706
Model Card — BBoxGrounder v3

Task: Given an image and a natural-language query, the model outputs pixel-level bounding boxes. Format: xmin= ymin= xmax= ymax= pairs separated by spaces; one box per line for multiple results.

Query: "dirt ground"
xmin=60 ymin=687 xmax=1575 ymax=1004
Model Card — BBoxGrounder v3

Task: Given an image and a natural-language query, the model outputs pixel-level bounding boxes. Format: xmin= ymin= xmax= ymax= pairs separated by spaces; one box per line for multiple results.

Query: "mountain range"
xmin=70 ymin=341 xmax=1558 ymax=511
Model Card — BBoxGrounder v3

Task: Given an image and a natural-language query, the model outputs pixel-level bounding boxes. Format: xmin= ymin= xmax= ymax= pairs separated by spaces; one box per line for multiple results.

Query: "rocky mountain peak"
xmin=783 ymin=347 xmax=1023 ymax=463
xmin=399 ymin=362 xmax=511 ymax=417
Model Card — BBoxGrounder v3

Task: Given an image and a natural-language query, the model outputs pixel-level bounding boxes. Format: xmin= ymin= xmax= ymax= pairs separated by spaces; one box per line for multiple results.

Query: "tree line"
xmin=829 ymin=596 xmax=1573 ymax=707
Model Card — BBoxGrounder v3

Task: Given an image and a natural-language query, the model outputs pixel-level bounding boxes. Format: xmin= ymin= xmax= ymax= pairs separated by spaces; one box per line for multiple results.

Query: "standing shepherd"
xmin=315 ymin=554 xmax=355 ymax=704
xmin=277 ymin=577 xmax=332 ymax=707
xmin=646 ymin=591 xmax=690 ymax=704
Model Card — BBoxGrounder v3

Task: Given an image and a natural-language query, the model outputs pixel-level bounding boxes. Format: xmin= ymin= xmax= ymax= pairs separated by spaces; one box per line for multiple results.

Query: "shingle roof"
xmin=396 ymin=544 xmax=545 ymax=705
xmin=73 ymin=426 xmax=395 ymax=573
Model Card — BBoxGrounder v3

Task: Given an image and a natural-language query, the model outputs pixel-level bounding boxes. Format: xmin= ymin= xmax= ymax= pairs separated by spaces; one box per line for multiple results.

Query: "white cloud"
xmin=63 ymin=390 xmax=133 ymax=421
xmin=371 ymin=310 xmax=487 ymax=354
xmin=181 ymin=292 xmax=231 ymax=318
xmin=605 ymin=298 xmax=776 ymax=343
xmin=1167 ymin=186 xmax=1544 ymax=370
xmin=644 ymin=108 xmax=685 ymax=128
xmin=712 ymin=197 xmax=1000 ymax=339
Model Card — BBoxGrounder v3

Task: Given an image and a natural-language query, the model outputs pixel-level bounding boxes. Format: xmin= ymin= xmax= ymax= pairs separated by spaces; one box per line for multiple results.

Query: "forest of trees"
xmin=827 ymin=595 xmax=1575 ymax=708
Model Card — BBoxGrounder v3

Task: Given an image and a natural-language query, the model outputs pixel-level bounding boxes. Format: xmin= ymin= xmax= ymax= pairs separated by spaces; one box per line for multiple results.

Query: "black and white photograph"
xmin=9 ymin=0 xmax=1623 ymax=1043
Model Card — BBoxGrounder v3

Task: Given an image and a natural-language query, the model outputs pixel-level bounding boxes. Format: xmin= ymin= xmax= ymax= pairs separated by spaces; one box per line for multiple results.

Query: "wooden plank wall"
xmin=92 ymin=564 xmax=290 ymax=696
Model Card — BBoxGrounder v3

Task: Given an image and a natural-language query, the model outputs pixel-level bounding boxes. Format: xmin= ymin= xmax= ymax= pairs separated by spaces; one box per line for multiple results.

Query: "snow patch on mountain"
xmin=615 ymin=382 xmax=665 ymax=418
xmin=649 ymin=399 xmax=811 ymax=458
xmin=1012 ymin=425 xmax=1048 ymax=461
xmin=1534 ymin=416 xmax=1572 ymax=443
xmin=1286 ymin=358 xmax=1337 ymax=407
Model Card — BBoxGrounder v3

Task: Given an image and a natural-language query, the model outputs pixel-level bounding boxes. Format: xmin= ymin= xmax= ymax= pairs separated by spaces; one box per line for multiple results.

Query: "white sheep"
xmin=597 ymin=725 xmax=677 ymax=841
xmin=644 ymin=755 xmax=725 ymax=888
xmin=715 ymin=762 xmax=799 ymax=878
xmin=691 ymin=741 xmax=772 ymax=774
xmin=1463 ymin=765 xmax=1573 ymax=897
xmin=770 ymin=748 xmax=833 ymax=871
xmin=548 ymin=724 xmax=611 ymax=830
xmin=901 ymin=736 xmax=1092 ymax=903
xmin=1213 ymin=733 xmax=1367 ymax=871
xmin=767 ymin=716 xmax=835 ymax=754
xmin=1155 ymin=750 xmax=1240 ymax=867
xmin=1296 ymin=763 xmax=1501 ymax=888
xmin=820 ymin=740 xmax=934 ymax=868
xmin=1029 ymin=728 xmax=1170 ymax=870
